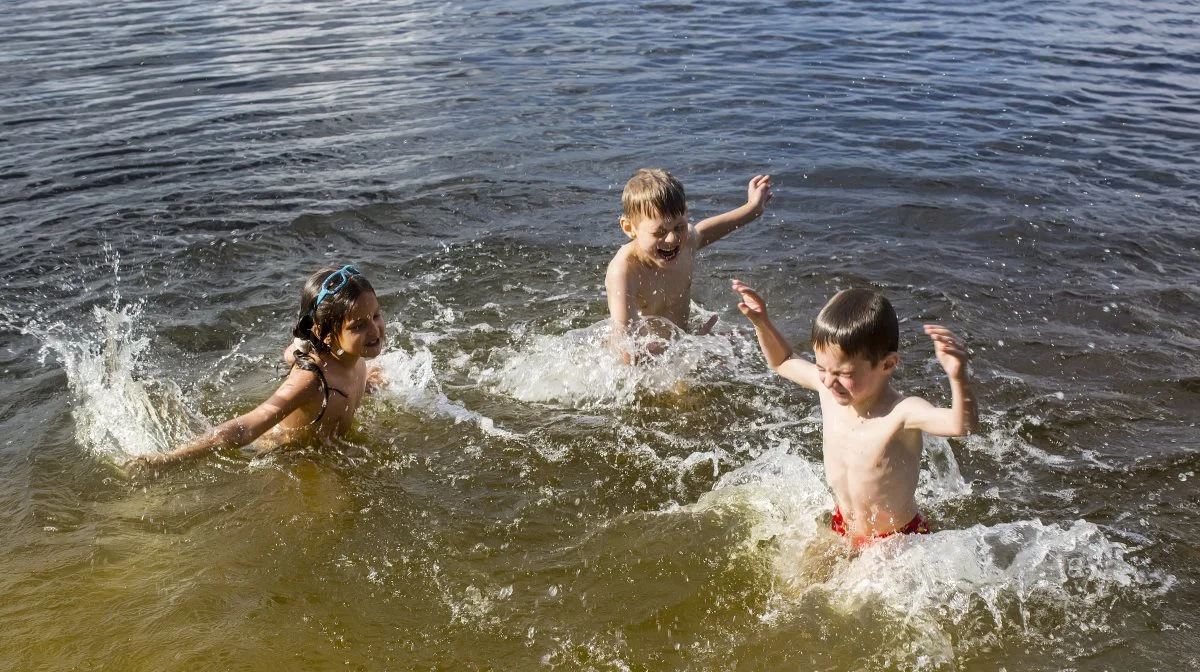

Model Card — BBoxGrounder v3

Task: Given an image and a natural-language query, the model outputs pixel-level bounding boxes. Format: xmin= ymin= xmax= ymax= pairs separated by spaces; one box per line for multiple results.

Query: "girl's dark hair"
xmin=811 ymin=288 xmax=899 ymax=365
xmin=292 ymin=265 xmax=375 ymax=353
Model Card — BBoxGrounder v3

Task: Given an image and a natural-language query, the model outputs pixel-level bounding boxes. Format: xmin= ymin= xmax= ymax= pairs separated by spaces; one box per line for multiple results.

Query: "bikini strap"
xmin=292 ymin=353 xmax=350 ymax=428
xmin=294 ymin=355 xmax=331 ymax=427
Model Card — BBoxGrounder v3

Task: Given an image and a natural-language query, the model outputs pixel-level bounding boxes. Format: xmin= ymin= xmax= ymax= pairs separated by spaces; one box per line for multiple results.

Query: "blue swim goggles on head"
xmin=311 ymin=264 xmax=361 ymax=314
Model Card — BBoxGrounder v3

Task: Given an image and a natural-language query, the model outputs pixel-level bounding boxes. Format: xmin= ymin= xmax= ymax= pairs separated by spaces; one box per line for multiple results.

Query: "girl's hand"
xmin=125 ymin=452 xmax=172 ymax=477
xmin=283 ymin=337 xmax=310 ymax=366
xmin=366 ymin=365 xmax=387 ymax=393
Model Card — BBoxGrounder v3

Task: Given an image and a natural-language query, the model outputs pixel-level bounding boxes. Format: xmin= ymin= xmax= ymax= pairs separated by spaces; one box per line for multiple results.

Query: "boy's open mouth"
xmin=656 ymin=246 xmax=680 ymax=262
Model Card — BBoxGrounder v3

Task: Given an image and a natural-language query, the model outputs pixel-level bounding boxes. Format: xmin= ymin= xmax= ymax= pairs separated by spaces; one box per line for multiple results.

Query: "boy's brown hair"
xmin=622 ymin=168 xmax=687 ymax=221
xmin=812 ymin=289 xmax=899 ymax=365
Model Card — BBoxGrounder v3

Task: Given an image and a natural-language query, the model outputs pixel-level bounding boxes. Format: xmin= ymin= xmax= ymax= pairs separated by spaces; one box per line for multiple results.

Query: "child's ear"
xmin=619 ymin=216 xmax=637 ymax=239
xmin=881 ymin=352 xmax=900 ymax=373
xmin=312 ymin=324 xmax=330 ymax=346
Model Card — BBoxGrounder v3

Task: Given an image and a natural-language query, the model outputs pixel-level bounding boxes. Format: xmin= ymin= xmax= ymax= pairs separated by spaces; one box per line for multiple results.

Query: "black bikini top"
xmin=293 ymin=353 xmax=349 ymax=427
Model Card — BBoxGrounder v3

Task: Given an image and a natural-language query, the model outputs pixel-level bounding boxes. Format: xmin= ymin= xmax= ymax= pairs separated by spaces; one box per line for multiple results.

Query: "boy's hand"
xmin=732 ymin=279 xmax=769 ymax=324
xmin=924 ymin=325 xmax=969 ymax=380
xmin=747 ymin=174 xmax=773 ymax=214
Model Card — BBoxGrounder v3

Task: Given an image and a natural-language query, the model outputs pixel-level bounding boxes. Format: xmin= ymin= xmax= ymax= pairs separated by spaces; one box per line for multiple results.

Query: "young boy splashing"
xmin=606 ymin=168 xmax=772 ymax=363
xmin=733 ymin=280 xmax=977 ymax=546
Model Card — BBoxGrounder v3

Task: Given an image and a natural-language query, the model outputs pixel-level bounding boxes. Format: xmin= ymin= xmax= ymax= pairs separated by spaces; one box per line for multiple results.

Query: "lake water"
xmin=2 ymin=0 xmax=1198 ymax=669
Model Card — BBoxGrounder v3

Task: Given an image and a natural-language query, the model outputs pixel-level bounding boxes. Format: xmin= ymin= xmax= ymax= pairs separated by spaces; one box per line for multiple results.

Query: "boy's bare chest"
xmin=821 ymin=413 xmax=910 ymax=466
xmin=634 ymin=264 xmax=694 ymax=314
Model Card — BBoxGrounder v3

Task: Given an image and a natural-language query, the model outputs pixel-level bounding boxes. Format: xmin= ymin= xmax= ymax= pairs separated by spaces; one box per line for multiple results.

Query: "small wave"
xmin=373 ymin=343 xmax=512 ymax=437
xmin=480 ymin=316 xmax=737 ymax=407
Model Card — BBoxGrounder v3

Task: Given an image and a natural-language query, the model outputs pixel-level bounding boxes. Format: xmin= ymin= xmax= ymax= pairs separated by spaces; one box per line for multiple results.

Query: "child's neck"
xmin=847 ymin=384 xmax=898 ymax=419
xmin=321 ymin=348 xmax=360 ymax=371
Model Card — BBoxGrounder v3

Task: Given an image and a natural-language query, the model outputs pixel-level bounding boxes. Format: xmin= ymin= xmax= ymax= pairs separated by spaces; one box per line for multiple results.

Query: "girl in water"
xmin=132 ymin=264 xmax=385 ymax=466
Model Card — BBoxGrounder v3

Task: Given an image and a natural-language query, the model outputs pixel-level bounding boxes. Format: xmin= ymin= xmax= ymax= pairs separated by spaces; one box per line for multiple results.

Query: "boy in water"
xmin=606 ymin=168 xmax=772 ymax=362
xmin=732 ymin=279 xmax=978 ymax=546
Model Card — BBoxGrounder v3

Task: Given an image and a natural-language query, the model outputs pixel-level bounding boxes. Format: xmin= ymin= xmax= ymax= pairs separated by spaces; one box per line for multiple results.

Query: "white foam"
xmin=479 ymin=317 xmax=736 ymax=407
xmin=818 ymin=518 xmax=1164 ymax=665
xmin=702 ymin=446 xmax=833 ymax=548
xmin=689 ymin=442 xmax=1163 ymax=665
xmin=372 ymin=341 xmax=513 ymax=437
xmin=30 ymin=303 xmax=203 ymax=460
xmin=918 ymin=434 xmax=971 ymax=503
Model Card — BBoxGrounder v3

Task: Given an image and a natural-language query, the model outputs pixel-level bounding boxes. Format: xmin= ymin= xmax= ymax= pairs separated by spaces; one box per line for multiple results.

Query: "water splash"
xmin=0 ymin=245 xmax=204 ymax=462
xmin=918 ymin=433 xmax=971 ymax=501
xmin=694 ymin=442 xmax=1167 ymax=669
xmin=373 ymin=341 xmax=512 ymax=437
xmin=480 ymin=317 xmax=737 ymax=407
xmin=30 ymin=302 xmax=203 ymax=461
xmin=822 ymin=518 xmax=1167 ymax=667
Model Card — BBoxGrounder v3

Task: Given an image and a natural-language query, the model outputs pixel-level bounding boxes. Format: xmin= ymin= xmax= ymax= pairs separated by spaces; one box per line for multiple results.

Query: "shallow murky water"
xmin=2 ymin=0 xmax=1198 ymax=669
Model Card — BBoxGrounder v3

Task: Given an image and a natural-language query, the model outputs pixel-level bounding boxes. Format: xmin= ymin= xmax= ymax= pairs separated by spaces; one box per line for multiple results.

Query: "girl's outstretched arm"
xmin=133 ymin=367 xmax=321 ymax=467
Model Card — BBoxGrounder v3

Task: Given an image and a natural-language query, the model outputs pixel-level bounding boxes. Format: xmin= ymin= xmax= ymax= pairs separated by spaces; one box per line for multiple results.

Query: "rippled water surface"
xmin=2 ymin=0 xmax=1198 ymax=669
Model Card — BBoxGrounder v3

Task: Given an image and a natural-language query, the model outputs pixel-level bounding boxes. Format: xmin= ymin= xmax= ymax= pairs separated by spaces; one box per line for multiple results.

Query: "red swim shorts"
xmin=831 ymin=507 xmax=931 ymax=544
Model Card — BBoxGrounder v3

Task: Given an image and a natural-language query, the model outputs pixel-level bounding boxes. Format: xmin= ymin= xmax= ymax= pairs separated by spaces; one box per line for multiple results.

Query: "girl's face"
xmin=327 ymin=290 xmax=385 ymax=359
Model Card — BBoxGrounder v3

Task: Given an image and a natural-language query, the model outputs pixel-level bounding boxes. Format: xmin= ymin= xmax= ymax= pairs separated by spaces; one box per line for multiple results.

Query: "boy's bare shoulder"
xmin=606 ymin=242 xmax=640 ymax=281
xmin=860 ymin=390 xmax=924 ymax=424
xmin=894 ymin=394 xmax=935 ymax=413
xmin=892 ymin=394 xmax=940 ymax=431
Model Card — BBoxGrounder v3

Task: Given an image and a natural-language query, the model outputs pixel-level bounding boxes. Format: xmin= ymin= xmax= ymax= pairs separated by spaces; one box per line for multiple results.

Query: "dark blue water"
xmin=2 ymin=1 xmax=1198 ymax=669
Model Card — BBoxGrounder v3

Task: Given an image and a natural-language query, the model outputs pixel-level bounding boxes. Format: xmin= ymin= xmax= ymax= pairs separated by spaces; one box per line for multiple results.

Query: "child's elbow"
xmin=957 ymin=415 xmax=979 ymax=437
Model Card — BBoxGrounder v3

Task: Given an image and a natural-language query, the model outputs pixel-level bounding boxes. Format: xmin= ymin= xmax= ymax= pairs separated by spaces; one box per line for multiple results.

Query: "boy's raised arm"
xmin=902 ymin=325 xmax=978 ymax=436
xmin=732 ymin=279 xmax=820 ymax=390
xmin=695 ymin=175 xmax=773 ymax=248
